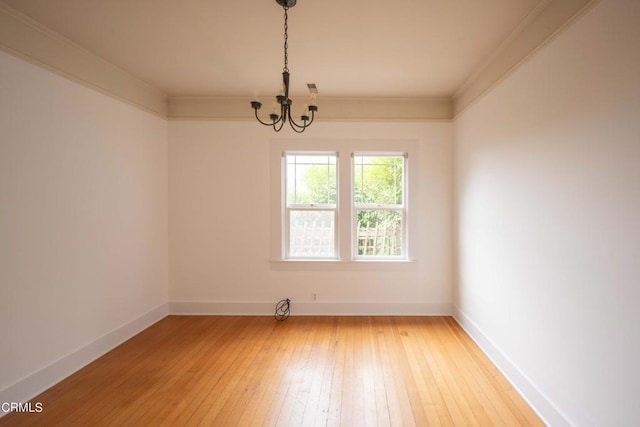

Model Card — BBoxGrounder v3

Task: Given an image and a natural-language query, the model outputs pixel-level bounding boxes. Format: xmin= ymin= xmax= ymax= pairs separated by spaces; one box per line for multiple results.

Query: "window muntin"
xmin=286 ymin=154 xmax=337 ymax=205
xmin=285 ymin=154 xmax=338 ymax=259
xmin=355 ymin=210 xmax=402 ymax=256
xmin=354 ymin=155 xmax=403 ymax=206
xmin=280 ymin=150 xmax=410 ymax=262
xmin=353 ymin=154 xmax=406 ymax=259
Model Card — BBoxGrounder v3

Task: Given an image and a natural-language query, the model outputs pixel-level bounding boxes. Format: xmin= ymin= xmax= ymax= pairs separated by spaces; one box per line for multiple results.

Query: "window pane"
xmin=356 ymin=210 xmax=402 ymax=256
xmin=353 ymin=156 xmax=403 ymax=205
xmin=289 ymin=210 xmax=335 ymax=258
xmin=286 ymin=155 xmax=337 ymax=205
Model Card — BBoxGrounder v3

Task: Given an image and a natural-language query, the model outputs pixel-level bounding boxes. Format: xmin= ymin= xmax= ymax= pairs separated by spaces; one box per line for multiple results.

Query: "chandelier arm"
xmin=272 ymin=103 xmax=287 ymax=131
xmin=273 ymin=117 xmax=286 ymax=132
xmin=253 ymin=109 xmax=278 ymax=126
xmin=302 ymin=110 xmax=315 ymax=126
xmin=307 ymin=110 xmax=316 ymax=125
xmin=289 ymin=108 xmax=316 ymax=129
xmin=254 ymin=106 xmax=286 ymax=127
xmin=287 ymin=115 xmax=307 ymax=133
xmin=290 ymin=124 xmax=307 ymax=134
xmin=273 ymin=114 xmax=285 ymax=127
xmin=291 ymin=121 xmax=310 ymax=133
xmin=287 ymin=114 xmax=309 ymax=130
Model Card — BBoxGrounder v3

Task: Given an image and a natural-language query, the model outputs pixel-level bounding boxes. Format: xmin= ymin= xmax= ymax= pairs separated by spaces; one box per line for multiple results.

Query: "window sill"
xmin=269 ymin=259 xmax=418 ymax=271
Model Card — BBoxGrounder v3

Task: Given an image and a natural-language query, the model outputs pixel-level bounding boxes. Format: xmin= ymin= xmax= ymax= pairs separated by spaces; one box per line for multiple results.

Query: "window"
xmin=272 ymin=139 xmax=417 ymax=264
xmin=353 ymin=154 xmax=406 ymax=258
xmin=285 ymin=153 xmax=337 ymax=259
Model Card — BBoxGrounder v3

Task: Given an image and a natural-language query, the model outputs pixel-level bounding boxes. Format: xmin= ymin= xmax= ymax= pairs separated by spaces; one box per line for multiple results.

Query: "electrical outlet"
xmin=312 ymin=293 xmax=318 ymax=301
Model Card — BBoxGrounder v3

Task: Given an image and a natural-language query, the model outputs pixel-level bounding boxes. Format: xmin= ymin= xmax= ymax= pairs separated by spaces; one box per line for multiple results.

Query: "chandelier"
xmin=250 ymin=0 xmax=318 ymax=133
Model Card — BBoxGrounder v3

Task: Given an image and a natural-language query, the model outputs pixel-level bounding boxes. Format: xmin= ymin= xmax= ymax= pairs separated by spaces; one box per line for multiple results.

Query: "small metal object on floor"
xmin=274 ymin=298 xmax=290 ymax=321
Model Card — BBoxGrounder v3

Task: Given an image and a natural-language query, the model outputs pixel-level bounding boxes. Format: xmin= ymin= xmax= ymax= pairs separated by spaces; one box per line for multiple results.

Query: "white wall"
xmin=0 ymin=51 xmax=169 ymax=404
xmin=453 ymin=0 xmax=640 ymax=425
xmin=169 ymin=120 xmax=453 ymax=314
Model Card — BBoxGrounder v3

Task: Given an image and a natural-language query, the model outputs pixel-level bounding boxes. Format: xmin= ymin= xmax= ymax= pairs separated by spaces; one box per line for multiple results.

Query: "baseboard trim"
xmin=452 ymin=306 xmax=574 ymax=427
xmin=0 ymin=303 xmax=169 ymax=416
xmin=170 ymin=301 xmax=452 ymax=316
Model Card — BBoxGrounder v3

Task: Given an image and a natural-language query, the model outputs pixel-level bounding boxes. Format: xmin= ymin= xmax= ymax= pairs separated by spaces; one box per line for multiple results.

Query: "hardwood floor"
xmin=0 ymin=316 xmax=543 ymax=426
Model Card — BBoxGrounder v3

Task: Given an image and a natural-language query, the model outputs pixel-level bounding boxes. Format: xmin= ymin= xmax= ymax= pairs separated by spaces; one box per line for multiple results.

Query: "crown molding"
xmin=168 ymin=96 xmax=452 ymax=121
xmin=452 ymin=0 xmax=600 ymax=118
xmin=0 ymin=1 xmax=168 ymax=117
xmin=0 ymin=0 xmax=598 ymax=121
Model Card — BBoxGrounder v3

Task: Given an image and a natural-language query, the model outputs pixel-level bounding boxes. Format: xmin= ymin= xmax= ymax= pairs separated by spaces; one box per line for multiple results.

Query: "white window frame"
xmin=269 ymin=138 xmax=418 ymax=266
xmin=352 ymin=152 xmax=408 ymax=260
xmin=283 ymin=152 xmax=339 ymax=260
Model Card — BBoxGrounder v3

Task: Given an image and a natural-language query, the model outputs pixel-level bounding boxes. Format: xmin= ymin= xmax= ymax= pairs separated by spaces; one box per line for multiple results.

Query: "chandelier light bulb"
xmin=301 ymin=103 xmax=310 ymax=122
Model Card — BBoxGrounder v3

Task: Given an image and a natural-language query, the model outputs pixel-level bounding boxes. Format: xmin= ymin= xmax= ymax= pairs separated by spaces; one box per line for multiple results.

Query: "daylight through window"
xmin=353 ymin=154 xmax=405 ymax=258
xmin=282 ymin=150 xmax=408 ymax=261
xmin=285 ymin=154 xmax=337 ymax=259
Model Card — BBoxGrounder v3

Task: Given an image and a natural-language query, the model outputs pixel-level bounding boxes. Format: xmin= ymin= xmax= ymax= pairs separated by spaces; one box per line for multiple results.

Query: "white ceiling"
xmin=4 ymin=0 xmax=542 ymax=98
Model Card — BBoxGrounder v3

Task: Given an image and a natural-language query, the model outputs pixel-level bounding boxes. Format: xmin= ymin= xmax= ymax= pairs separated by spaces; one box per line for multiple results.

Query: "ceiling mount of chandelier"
xmin=250 ymin=0 xmax=318 ymax=133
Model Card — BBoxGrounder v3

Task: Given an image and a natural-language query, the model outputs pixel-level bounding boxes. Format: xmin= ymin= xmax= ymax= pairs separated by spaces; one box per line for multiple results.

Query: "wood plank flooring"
xmin=0 ymin=316 xmax=543 ymax=426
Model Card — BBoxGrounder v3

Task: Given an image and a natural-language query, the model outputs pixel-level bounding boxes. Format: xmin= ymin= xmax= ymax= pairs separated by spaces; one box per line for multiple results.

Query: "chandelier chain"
xmin=283 ymin=6 xmax=289 ymax=72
